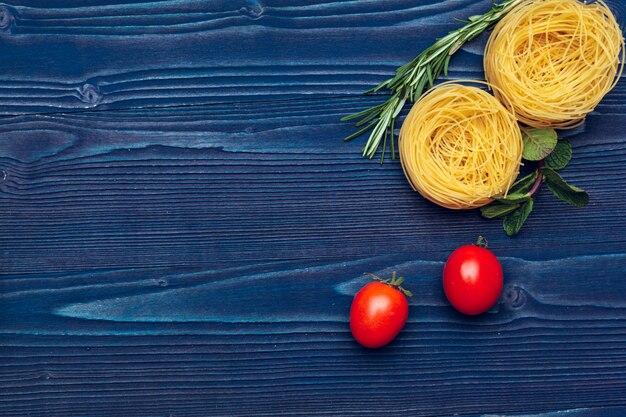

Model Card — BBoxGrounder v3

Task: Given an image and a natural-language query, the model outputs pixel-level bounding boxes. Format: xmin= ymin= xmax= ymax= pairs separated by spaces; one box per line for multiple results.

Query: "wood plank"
xmin=1 ymin=97 xmax=626 ymax=273
xmin=1 ymin=255 xmax=626 ymax=416
xmin=0 ymin=0 xmax=623 ymax=114
xmin=1 ymin=98 xmax=626 ymax=415
xmin=2 ymin=0 xmax=626 ymax=415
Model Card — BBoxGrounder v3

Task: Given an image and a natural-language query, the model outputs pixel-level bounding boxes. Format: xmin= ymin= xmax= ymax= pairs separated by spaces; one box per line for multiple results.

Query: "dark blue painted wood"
xmin=0 ymin=0 xmax=622 ymax=115
xmin=1 ymin=0 xmax=626 ymax=416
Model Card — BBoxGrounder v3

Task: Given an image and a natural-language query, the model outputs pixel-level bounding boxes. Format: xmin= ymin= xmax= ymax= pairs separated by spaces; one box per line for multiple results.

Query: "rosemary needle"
xmin=342 ymin=0 xmax=523 ymax=162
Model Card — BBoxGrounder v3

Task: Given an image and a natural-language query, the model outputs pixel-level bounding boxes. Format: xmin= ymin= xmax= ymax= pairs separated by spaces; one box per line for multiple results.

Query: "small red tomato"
xmin=350 ymin=273 xmax=411 ymax=348
xmin=443 ymin=239 xmax=503 ymax=315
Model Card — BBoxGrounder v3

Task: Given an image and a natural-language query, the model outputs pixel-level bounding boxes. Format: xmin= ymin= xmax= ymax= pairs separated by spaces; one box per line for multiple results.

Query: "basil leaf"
xmin=545 ymin=139 xmax=572 ymax=170
xmin=496 ymin=192 xmax=531 ymax=204
xmin=508 ymin=172 xmax=538 ymax=195
xmin=541 ymin=167 xmax=589 ymax=207
xmin=480 ymin=203 xmax=520 ymax=219
xmin=503 ymin=199 xmax=534 ymax=237
xmin=522 ymin=128 xmax=558 ymax=161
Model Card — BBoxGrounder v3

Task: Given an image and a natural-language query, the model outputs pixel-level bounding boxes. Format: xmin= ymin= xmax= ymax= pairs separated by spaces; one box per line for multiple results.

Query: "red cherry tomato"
xmin=350 ymin=276 xmax=410 ymax=348
xmin=443 ymin=243 xmax=503 ymax=315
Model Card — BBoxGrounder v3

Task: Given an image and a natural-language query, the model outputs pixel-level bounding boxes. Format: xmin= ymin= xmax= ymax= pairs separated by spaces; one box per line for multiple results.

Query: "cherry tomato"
xmin=443 ymin=242 xmax=503 ymax=315
xmin=350 ymin=274 xmax=410 ymax=348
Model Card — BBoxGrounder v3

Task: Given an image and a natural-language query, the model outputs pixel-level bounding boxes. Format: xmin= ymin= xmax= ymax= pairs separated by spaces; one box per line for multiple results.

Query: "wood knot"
xmin=78 ymin=83 xmax=102 ymax=107
xmin=0 ymin=169 xmax=7 ymax=191
xmin=240 ymin=0 xmax=264 ymax=19
xmin=503 ymin=285 xmax=527 ymax=309
xmin=0 ymin=5 xmax=18 ymax=32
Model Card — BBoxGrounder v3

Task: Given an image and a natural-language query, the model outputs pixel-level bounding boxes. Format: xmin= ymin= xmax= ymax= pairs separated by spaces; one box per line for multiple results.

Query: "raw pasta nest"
xmin=484 ymin=0 xmax=625 ymax=129
xmin=399 ymin=82 xmax=523 ymax=210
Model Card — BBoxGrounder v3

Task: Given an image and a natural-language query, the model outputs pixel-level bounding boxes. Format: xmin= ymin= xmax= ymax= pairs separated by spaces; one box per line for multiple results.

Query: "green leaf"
xmin=503 ymin=199 xmax=534 ymax=237
xmin=522 ymin=128 xmax=558 ymax=161
xmin=425 ymin=65 xmax=434 ymax=87
xmin=496 ymin=192 xmax=531 ymax=204
xmin=508 ymin=172 xmax=538 ymax=195
xmin=344 ymin=120 xmax=377 ymax=142
xmin=413 ymin=77 xmax=427 ymax=102
xmin=545 ymin=139 xmax=572 ymax=170
xmin=390 ymin=117 xmax=396 ymax=160
xmin=340 ymin=103 xmax=384 ymax=122
xmin=480 ymin=203 xmax=520 ymax=219
xmin=541 ymin=167 xmax=589 ymax=207
xmin=443 ymin=54 xmax=451 ymax=76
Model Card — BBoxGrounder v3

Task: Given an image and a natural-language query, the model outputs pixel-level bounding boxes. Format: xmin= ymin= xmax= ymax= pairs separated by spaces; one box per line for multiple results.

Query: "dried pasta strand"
xmin=399 ymin=82 xmax=524 ymax=210
xmin=484 ymin=0 xmax=625 ymax=129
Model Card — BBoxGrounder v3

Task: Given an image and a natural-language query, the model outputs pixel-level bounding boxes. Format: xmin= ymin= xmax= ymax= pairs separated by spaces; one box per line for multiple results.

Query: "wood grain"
xmin=1 ymin=0 xmax=626 ymax=415
xmin=1 ymin=97 xmax=626 ymax=416
xmin=0 ymin=0 xmax=622 ymax=115
xmin=2 ymin=253 xmax=626 ymax=416
xmin=1 ymin=98 xmax=626 ymax=273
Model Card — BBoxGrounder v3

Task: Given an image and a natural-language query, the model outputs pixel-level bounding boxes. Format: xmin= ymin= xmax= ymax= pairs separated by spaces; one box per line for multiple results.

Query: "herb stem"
xmin=343 ymin=0 xmax=523 ymax=161
xmin=529 ymin=160 xmax=545 ymax=197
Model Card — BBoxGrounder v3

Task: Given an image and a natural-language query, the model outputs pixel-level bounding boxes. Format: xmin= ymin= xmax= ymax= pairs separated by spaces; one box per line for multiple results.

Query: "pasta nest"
xmin=399 ymin=82 xmax=523 ymax=210
xmin=484 ymin=0 xmax=625 ymax=129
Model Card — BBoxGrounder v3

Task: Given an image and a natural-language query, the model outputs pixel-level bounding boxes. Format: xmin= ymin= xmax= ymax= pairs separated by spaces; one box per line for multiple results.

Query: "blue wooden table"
xmin=1 ymin=1 xmax=626 ymax=416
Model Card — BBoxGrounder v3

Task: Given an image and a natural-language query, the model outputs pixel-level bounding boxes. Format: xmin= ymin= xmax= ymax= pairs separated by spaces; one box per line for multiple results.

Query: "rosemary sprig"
xmin=342 ymin=0 xmax=523 ymax=162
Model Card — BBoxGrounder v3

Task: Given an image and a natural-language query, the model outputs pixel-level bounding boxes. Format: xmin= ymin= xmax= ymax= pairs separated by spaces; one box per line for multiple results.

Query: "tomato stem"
xmin=364 ymin=272 xmax=413 ymax=297
xmin=475 ymin=236 xmax=489 ymax=248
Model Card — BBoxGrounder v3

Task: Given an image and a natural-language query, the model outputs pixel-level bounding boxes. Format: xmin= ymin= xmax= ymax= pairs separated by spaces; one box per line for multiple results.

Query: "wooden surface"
xmin=1 ymin=0 xmax=626 ymax=416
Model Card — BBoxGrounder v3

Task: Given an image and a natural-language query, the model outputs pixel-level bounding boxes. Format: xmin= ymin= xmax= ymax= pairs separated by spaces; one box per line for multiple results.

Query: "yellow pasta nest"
xmin=484 ymin=0 xmax=625 ymax=129
xmin=399 ymin=82 xmax=523 ymax=210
